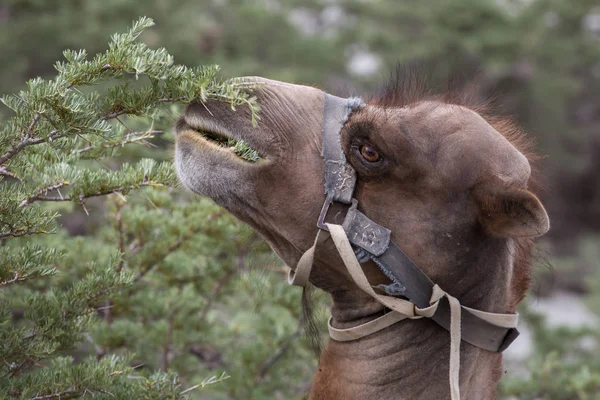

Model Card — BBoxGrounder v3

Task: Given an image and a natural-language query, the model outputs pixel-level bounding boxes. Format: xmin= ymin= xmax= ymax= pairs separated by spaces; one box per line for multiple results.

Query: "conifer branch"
xmin=103 ymin=202 xmax=126 ymax=325
xmin=101 ymin=110 xmax=131 ymax=121
xmin=161 ymin=310 xmax=175 ymax=372
xmin=254 ymin=326 xmax=302 ymax=382
xmin=132 ymin=224 xmax=208 ymax=282
xmin=0 ymin=129 xmax=68 ymax=168
xmin=28 ymin=389 xmax=75 ymax=400
xmin=0 ymin=130 xmax=64 ymax=166
xmin=76 ymin=130 xmax=161 ymax=154
xmin=180 ymin=372 xmax=231 ymax=394
xmin=0 ymin=272 xmax=27 ymax=287
xmin=23 ymin=181 xmax=163 ymax=204
xmin=27 ymin=387 xmax=114 ymax=400
xmin=198 ymin=269 xmax=236 ymax=322
xmin=0 ymin=166 xmax=17 ymax=178
xmin=115 ymin=205 xmax=125 ymax=274
xmin=20 ymin=182 xmax=68 ymax=207
xmin=0 ymin=16 xmax=261 ymax=398
xmin=0 ymin=228 xmax=48 ymax=240
xmin=23 ymin=113 xmax=41 ymax=139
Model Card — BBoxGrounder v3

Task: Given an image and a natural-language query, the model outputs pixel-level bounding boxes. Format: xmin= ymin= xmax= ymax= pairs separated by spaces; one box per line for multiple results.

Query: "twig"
xmin=180 ymin=372 xmax=231 ymax=394
xmin=0 ymin=229 xmax=47 ymax=240
xmin=76 ymin=130 xmax=162 ymax=154
xmin=102 ymin=110 xmax=129 ymax=120
xmin=161 ymin=310 xmax=175 ymax=372
xmin=115 ymin=203 xmax=125 ymax=273
xmin=133 ymin=238 xmax=186 ymax=282
xmin=103 ymin=201 xmax=125 ymax=325
xmin=24 ymin=182 xmax=163 ymax=204
xmin=157 ymin=96 xmax=185 ymax=103
xmin=102 ymin=97 xmax=186 ymax=121
xmin=27 ymin=388 xmax=75 ymax=400
xmin=198 ymin=269 xmax=236 ymax=322
xmin=22 ymin=113 xmax=41 ymax=140
xmin=199 ymin=101 xmax=214 ymax=117
xmin=0 ymin=166 xmax=18 ymax=179
xmin=19 ymin=182 xmax=68 ymax=207
xmin=84 ymin=332 xmax=106 ymax=361
xmin=254 ymin=327 xmax=302 ymax=382
xmin=0 ymin=129 xmax=64 ymax=166
xmin=0 ymin=272 xmax=26 ymax=287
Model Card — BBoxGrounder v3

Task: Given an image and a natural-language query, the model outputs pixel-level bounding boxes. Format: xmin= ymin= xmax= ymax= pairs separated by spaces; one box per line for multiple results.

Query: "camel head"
xmin=174 ymin=76 xmax=549 ymax=310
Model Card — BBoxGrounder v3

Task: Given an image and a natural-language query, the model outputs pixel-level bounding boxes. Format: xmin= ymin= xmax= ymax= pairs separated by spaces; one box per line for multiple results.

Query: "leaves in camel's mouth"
xmin=195 ymin=129 xmax=261 ymax=163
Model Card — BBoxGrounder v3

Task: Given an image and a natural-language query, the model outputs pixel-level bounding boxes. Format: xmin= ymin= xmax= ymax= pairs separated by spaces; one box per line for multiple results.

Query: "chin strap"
xmin=289 ymin=223 xmax=518 ymax=400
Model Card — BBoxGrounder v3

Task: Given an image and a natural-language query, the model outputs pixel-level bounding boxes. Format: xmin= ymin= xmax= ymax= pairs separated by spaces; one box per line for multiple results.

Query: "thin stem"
xmin=133 ymin=237 xmax=188 ymax=282
xmin=76 ymin=130 xmax=162 ymax=154
xmin=0 ymin=229 xmax=47 ymax=240
xmin=25 ymin=182 xmax=163 ymax=203
xmin=20 ymin=182 xmax=68 ymax=207
xmin=84 ymin=332 xmax=106 ymax=361
xmin=131 ymin=211 xmax=226 ymax=282
xmin=161 ymin=310 xmax=175 ymax=372
xmin=102 ymin=96 xmax=185 ymax=120
xmin=0 ymin=272 xmax=26 ymax=287
xmin=115 ymin=203 xmax=125 ymax=273
xmin=22 ymin=113 xmax=41 ymax=140
xmin=0 ymin=128 xmax=63 ymax=166
xmin=102 ymin=110 xmax=131 ymax=120
xmin=0 ymin=166 xmax=18 ymax=179
xmin=198 ymin=269 xmax=236 ymax=322
xmin=254 ymin=326 xmax=302 ymax=382
xmin=27 ymin=389 xmax=75 ymax=400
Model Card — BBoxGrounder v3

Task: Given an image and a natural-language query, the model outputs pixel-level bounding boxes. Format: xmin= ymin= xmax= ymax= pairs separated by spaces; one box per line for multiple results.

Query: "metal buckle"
xmin=317 ymin=194 xmax=334 ymax=231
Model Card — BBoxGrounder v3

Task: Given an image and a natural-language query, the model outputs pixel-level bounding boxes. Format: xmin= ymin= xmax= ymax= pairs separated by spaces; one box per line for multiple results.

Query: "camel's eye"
xmin=360 ymin=145 xmax=381 ymax=162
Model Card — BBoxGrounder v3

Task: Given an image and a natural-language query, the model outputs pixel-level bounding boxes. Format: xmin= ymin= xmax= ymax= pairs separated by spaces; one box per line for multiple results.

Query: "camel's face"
xmin=175 ymin=78 xmax=328 ymax=266
xmin=175 ymin=77 xmax=549 ymax=290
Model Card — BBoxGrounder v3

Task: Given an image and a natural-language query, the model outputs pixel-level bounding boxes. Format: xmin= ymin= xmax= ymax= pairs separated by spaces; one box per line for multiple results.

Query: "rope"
xmin=288 ymin=229 xmax=329 ymax=286
xmin=326 ymin=223 xmax=462 ymax=399
xmin=288 ymin=223 xmax=518 ymax=400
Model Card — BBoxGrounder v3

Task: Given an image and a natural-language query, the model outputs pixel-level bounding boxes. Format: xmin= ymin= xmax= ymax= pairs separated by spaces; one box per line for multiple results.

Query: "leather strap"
xmin=322 ymin=94 xmax=363 ymax=204
xmin=341 ymin=206 xmax=520 ymax=353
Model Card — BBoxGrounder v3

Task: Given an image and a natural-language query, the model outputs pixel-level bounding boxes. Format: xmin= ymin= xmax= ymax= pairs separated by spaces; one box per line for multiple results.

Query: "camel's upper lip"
xmin=175 ymin=118 xmax=263 ymax=164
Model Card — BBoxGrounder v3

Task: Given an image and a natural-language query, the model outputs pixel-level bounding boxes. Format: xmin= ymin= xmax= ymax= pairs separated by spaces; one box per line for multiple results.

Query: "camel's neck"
xmin=309 ymin=238 xmax=516 ymax=400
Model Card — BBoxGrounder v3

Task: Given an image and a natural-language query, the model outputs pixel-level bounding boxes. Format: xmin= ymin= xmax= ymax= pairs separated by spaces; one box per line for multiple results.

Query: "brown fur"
xmin=373 ymin=67 xmax=543 ymax=313
xmin=174 ymin=72 xmax=550 ymax=399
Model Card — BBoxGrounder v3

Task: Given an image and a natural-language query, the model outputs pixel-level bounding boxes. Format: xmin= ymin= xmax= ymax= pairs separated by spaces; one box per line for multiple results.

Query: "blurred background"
xmin=1 ymin=0 xmax=600 ymax=398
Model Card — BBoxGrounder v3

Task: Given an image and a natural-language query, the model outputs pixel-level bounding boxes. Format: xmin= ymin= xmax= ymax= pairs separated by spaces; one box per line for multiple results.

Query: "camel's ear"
xmin=472 ymin=179 xmax=549 ymax=238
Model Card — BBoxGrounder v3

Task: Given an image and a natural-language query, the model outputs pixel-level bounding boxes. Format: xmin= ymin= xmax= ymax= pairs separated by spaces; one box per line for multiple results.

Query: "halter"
xmin=288 ymin=94 xmax=520 ymax=400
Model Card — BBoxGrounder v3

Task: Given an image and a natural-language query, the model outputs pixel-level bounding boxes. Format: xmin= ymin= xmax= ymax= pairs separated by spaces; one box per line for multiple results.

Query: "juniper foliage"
xmin=0 ymin=17 xmax=267 ymax=399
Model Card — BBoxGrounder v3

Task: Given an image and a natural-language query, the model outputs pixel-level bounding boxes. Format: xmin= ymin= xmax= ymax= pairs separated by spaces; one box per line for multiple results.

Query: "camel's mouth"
xmin=192 ymin=128 xmax=261 ymax=163
xmin=175 ymin=116 xmax=263 ymax=164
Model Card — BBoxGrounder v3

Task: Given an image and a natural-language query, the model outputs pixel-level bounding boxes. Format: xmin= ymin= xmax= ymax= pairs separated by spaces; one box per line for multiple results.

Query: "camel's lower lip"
xmin=176 ymin=119 xmax=262 ymax=163
xmin=193 ymin=128 xmax=261 ymax=163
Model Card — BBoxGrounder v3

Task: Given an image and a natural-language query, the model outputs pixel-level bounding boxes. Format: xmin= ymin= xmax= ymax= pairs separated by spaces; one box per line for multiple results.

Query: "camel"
xmin=174 ymin=74 xmax=549 ymax=399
